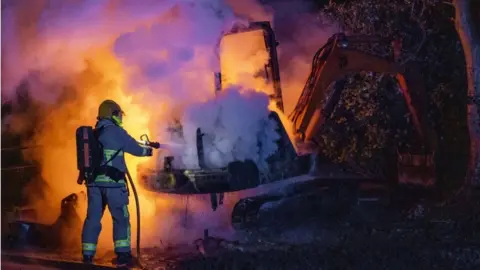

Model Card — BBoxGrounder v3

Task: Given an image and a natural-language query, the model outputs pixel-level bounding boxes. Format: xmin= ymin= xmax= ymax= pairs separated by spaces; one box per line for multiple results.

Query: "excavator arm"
xmin=289 ymin=33 xmax=437 ymax=184
xmin=290 ymin=34 xmax=430 ymax=148
xmin=217 ymin=24 xmax=436 ymax=185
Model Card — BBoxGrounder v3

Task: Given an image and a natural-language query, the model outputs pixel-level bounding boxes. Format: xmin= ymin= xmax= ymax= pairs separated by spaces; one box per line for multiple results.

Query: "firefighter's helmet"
xmin=97 ymin=99 xmax=124 ymax=126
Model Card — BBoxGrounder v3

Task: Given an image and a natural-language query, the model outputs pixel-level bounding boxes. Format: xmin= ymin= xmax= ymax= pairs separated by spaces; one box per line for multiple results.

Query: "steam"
xmin=179 ymin=87 xmax=280 ymax=171
xmin=110 ymin=1 xmax=280 ymax=169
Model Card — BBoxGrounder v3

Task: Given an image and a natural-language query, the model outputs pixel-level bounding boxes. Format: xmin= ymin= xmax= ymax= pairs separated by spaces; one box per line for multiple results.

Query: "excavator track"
xmin=231 ymin=195 xmax=283 ymax=229
xmin=230 ymin=174 xmax=375 ymax=229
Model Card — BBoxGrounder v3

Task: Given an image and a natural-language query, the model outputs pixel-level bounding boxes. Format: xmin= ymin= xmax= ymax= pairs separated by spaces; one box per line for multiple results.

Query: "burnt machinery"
xmin=138 ymin=21 xmax=437 ymax=228
xmin=4 ymin=193 xmax=84 ymax=250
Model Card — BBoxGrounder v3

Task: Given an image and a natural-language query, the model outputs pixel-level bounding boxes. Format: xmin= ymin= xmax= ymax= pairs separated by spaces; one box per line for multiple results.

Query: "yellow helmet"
xmin=97 ymin=99 xmax=124 ymax=126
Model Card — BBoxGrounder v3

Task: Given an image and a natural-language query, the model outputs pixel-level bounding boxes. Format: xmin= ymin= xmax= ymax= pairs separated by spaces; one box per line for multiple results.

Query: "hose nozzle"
xmin=147 ymin=141 xmax=161 ymax=149
xmin=140 ymin=134 xmax=161 ymax=149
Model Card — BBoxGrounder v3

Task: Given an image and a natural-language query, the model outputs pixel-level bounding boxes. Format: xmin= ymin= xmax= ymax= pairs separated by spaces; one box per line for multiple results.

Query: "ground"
xmin=175 ymin=195 xmax=480 ymax=270
xmin=3 ymin=188 xmax=480 ymax=270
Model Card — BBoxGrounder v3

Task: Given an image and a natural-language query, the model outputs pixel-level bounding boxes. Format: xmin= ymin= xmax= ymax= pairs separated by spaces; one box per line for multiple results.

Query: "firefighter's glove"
xmin=145 ymin=147 xmax=153 ymax=156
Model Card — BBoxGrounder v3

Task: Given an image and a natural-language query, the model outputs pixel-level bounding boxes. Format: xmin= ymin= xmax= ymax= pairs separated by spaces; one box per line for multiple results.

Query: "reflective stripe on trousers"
xmin=81 ymin=186 xmax=131 ymax=255
xmin=114 ymin=205 xmax=131 ymax=249
xmin=82 ymin=243 xmax=96 ymax=255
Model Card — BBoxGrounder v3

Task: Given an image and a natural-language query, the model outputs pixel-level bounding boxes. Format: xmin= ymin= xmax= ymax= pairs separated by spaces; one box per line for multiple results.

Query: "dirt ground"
xmin=172 ymin=193 xmax=480 ymax=270
xmin=3 ymin=188 xmax=480 ymax=270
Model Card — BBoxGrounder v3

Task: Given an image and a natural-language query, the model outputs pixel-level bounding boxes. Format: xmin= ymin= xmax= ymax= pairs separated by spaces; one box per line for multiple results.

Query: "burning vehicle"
xmin=138 ymin=21 xmax=437 ymax=228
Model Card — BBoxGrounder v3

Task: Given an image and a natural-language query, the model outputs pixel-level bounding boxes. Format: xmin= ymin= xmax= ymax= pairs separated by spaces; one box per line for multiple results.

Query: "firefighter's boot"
xmin=83 ymin=255 xmax=94 ymax=264
xmin=116 ymin=252 xmax=134 ymax=267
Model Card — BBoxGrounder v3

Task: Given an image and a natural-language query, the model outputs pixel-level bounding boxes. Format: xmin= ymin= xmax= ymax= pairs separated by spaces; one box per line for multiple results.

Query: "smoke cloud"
xmin=2 ymin=0 xmax=340 ymax=250
xmin=179 ymin=86 xmax=280 ymax=171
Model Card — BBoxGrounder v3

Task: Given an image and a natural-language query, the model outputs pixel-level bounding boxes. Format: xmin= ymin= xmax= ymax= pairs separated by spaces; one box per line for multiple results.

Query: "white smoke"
xmin=110 ymin=1 xmax=280 ymax=170
xmin=178 ymin=86 xmax=280 ymax=171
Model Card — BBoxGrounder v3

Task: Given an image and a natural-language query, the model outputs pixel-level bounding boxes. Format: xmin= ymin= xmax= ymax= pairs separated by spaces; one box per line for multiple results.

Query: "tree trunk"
xmin=453 ymin=0 xmax=480 ymax=187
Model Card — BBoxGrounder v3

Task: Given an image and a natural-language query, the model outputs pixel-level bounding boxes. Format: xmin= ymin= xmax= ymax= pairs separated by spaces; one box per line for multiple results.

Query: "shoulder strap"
xmin=102 ymin=149 xmax=122 ymax=166
xmin=93 ymin=125 xmax=106 ymax=139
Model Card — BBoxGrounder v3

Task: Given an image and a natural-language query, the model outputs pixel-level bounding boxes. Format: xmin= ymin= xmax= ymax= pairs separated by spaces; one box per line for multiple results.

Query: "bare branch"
xmin=442 ymin=1 xmax=454 ymax=7
xmin=452 ymin=0 xmax=480 ymax=188
xmin=401 ymin=0 xmax=428 ymax=64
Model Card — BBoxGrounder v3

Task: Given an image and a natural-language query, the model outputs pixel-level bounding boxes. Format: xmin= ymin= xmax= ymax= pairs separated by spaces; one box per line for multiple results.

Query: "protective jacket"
xmin=88 ymin=118 xmax=151 ymax=187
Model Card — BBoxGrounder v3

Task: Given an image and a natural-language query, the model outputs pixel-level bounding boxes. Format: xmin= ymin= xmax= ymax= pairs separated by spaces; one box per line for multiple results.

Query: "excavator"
xmin=138 ymin=21 xmax=437 ymax=228
xmin=2 ymin=21 xmax=437 ymax=267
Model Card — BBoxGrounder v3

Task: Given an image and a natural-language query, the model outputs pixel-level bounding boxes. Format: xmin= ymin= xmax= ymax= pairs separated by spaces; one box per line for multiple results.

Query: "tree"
xmin=316 ymin=0 xmax=469 ymax=195
xmin=452 ymin=0 xmax=480 ymax=188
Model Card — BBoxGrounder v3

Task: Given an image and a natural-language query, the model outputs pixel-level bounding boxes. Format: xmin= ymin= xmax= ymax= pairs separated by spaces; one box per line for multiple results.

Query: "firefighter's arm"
xmin=118 ymin=128 xmax=153 ymax=157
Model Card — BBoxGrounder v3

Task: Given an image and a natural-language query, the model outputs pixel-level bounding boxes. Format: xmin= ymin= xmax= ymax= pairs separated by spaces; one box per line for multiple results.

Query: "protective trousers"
xmin=81 ymin=186 xmax=131 ymax=256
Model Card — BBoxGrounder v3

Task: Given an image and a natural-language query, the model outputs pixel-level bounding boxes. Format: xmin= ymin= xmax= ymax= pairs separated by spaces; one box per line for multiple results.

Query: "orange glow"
xmin=219 ymin=29 xmax=301 ymax=151
xmin=19 ymin=25 xmax=307 ymax=252
xmin=15 ymin=5 xmax=317 ymax=253
xmin=2 ymin=0 xmax=348 ymax=255
xmin=25 ymin=47 xmax=161 ymax=250
xmin=220 ymin=30 xmax=273 ymax=95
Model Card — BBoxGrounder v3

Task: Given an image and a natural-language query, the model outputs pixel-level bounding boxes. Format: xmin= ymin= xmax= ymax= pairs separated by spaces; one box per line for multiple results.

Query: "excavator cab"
xmin=216 ymin=21 xmax=284 ymax=110
xmin=139 ymin=22 xmax=290 ymax=195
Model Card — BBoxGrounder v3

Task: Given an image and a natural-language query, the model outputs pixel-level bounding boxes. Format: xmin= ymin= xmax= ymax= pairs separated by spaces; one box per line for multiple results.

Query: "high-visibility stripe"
xmin=104 ymin=149 xmax=123 ymax=166
xmin=127 ymin=224 xmax=131 ymax=246
xmin=104 ymin=149 xmax=124 ymax=156
xmin=113 ymin=206 xmax=131 ymax=250
xmin=94 ymin=175 xmax=125 ymax=184
xmin=82 ymin=243 xmax=96 ymax=251
xmin=115 ymin=239 xmax=130 ymax=248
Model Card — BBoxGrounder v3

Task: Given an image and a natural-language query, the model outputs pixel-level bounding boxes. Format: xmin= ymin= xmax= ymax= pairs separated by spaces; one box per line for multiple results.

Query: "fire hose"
xmin=127 ymin=134 xmax=160 ymax=269
xmin=125 ymin=168 xmax=143 ymax=269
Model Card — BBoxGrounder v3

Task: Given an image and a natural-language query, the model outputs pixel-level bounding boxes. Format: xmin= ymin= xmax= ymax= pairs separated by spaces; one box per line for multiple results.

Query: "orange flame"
xmin=26 ymin=47 xmax=161 ymax=250
xmin=9 ymin=0 xmax=338 ymax=253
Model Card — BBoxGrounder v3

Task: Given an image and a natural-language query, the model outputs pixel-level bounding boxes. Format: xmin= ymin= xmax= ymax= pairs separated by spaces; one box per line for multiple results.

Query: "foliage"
xmin=314 ymin=0 xmax=468 ymax=179
xmin=318 ymin=73 xmax=402 ymax=175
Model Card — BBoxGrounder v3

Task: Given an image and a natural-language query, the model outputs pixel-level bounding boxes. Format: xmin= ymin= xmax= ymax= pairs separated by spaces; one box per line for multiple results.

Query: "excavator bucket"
xmin=397 ymin=151 xmax=436 ymax=186
xmin=395 ymin=63 xmax=436 ymax=186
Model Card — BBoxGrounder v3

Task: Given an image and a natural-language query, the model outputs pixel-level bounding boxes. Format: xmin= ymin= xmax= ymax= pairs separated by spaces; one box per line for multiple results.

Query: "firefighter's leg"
xmin=81 ymin=186 xmax=106 ymax=256
xmin=106 ymin=186 xmax=131 ymax=255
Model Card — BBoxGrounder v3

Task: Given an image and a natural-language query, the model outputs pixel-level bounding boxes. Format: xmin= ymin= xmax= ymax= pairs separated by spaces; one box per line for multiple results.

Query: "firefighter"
xmin=81 ymin=100 xmax=152 ymax=267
